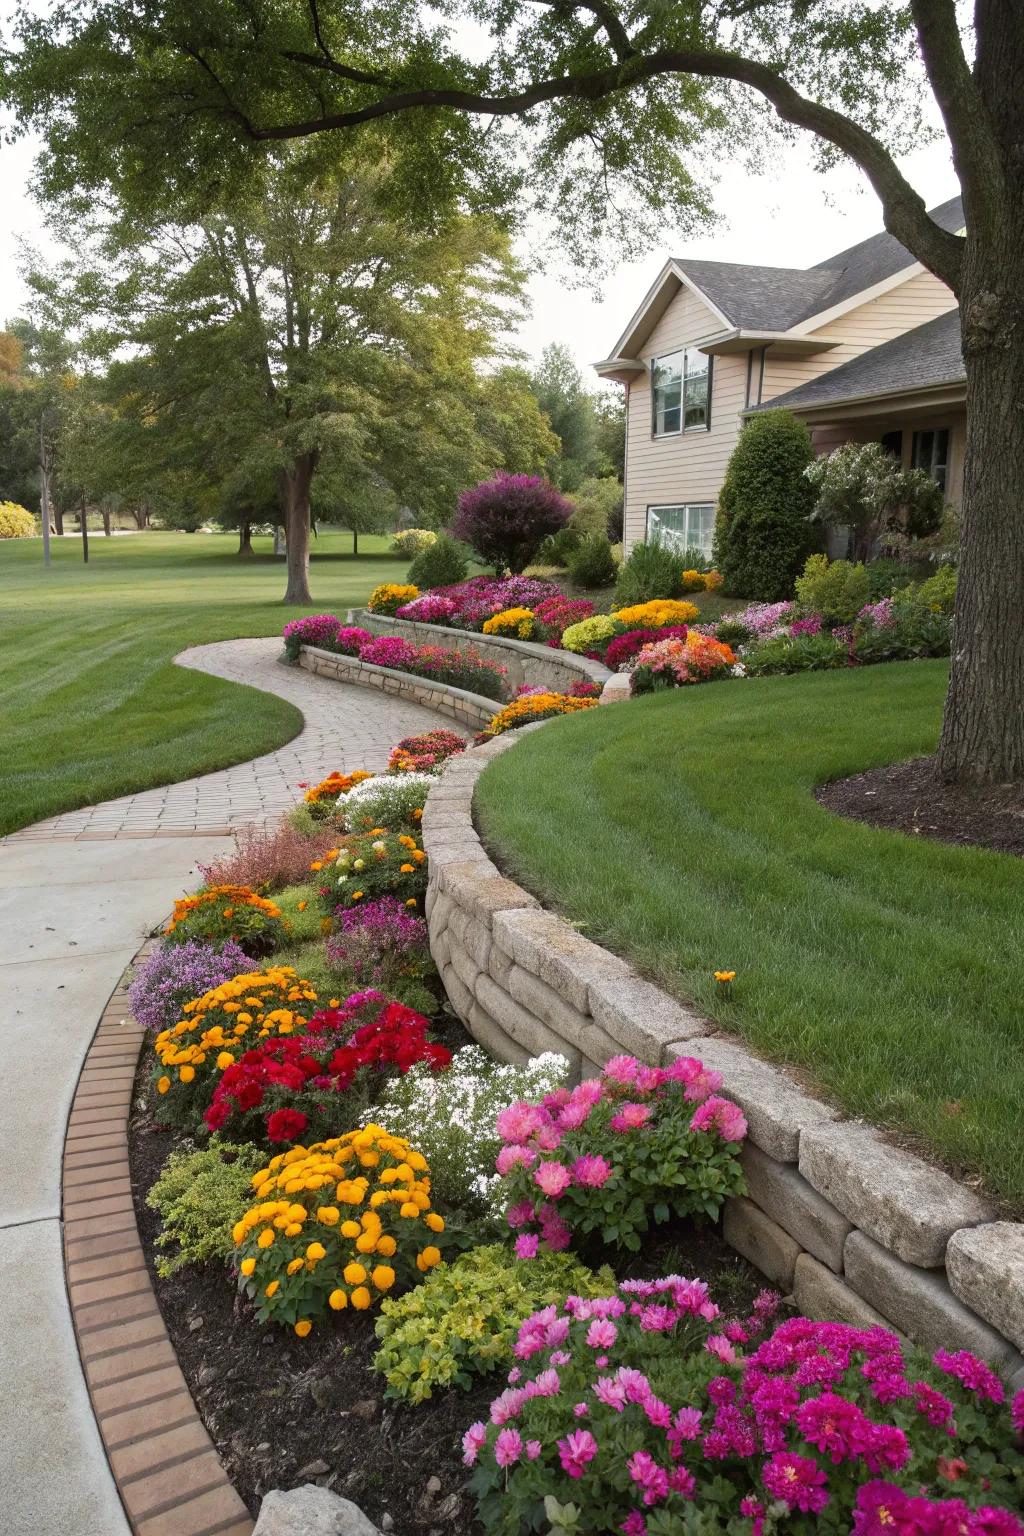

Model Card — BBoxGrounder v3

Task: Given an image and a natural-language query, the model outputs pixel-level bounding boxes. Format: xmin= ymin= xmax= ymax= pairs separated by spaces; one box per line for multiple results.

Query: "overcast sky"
xmin=0 ymin=81 xmax=958 ymax=383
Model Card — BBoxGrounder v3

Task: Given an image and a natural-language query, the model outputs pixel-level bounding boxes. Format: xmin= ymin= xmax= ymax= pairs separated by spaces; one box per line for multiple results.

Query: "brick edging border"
xmin=62 ymin=941 xmax=254 ymax=1536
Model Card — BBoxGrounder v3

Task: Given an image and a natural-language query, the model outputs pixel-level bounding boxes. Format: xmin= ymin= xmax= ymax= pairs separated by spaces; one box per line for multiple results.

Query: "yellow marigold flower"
xmin=156 ymin=1076 xmax=170 ymax=1095
xmin=372 ymin=1265 xmax=396 ymax=1292
xmin=306 ymin=1241 xmax=327 ymax=1262
xmin=297 ymin=901 xmax=307 ymax=912
xmin=375 ymin=1235 xmax=397 ymax=1257
xmin=257 ymin=1228 xmax=275 ymax=1249
xmin=317 ymin=1206 xmax=339 ymax=1226
xmin=265 ymin=1280 xmax=280 ymax=1298
xmin=350 ymin=1286 xmax=372 ymax=1310
xmin=310 ymin=861 xmax=323 ymax=872
xmin=399 ymin=863 xmax=414 ymax=874
xmin=287 ymin=1258 xmax=304 ymax=1276
xmin=343 ymin=1262 xmax=367 ymax=1286
xmin=406 ymin=899 xmax=418 ymax=908
xmin=179 ymin=1065 xmax=195 ymax=1084
xmin=240 ymin=1257 xmax=256 ymax=1276
xmin=425 ymin=1213 xmax=445 ymax=1233
xmin=340 ymin=1220 xmax=361 ymax=1239
xmin=351 ymin=891 xmax=363 ymax=902
xmin=215 ymin=1051 xmax=235 ymax=1071
xmin=399 ymin=1202 xmax=420 ymax=1219
xmin=421 ymin=1246 xmax=441 ymax=1268
xmin=285 ymin=1225 xmax=302 ymax=1240
xmin=714 ymin=970 xmax=737 ymax=983
xmin=295 ymin=1320 xmax=312 ymax=1337
xmin=406 ymin=1151 xmax=428 ymax=1172
xmin=355 ymin=1233 xmax=377 ymax=1254
xmin=329 ymin=1289 xmax=348 ymax=1311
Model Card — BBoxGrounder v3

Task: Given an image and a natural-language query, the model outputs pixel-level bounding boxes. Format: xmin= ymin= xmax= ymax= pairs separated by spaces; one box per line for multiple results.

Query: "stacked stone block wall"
xmin=297 ymin=645 xmax=496 ymax=730
xmin=422 ymin=733 xmax=1024 ymax=1389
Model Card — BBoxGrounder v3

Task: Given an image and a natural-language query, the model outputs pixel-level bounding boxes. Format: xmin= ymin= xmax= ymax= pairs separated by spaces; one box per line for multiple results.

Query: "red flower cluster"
xmin=203 ymin=997 xmax=451 ymax=1144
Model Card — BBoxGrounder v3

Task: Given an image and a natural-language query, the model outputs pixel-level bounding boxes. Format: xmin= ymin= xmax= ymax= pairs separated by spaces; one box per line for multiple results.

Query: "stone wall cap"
xmin=686 ymin=1038 xmax=838 ymax=1163
xmin=946 ymin=1222 xmax=1024 ymax=1353
xmin=799 ymin=1121 xmax=994 ymax=1268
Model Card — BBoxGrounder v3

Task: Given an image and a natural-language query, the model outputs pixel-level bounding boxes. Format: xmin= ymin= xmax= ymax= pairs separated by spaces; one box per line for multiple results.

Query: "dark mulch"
xmin=816 ymin=753 xmax=1024 ymax=857
xmin=128 ymin=1074 xmax=766 ymax=1535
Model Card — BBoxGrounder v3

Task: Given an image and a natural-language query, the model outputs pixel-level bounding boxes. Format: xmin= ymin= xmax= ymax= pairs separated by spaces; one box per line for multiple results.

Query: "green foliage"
xmin=531 ymin=344 xmax=599 ymax=490
xmin=0 ymin=501 xmax=35 ymax=537
xmin=147 ymin=1141 xmax=264 ymax=1277
xmin=536 ymin=525 xmax=583 ymax=567
xmin=795 ymin=553 xmax=871 ymax=624
xmin=612 ymin=538 xmax=683 ymax=606
xmin=407 ymin=532 xmax=470 ymax=590
xmin=865 ymin=557 xmax=918 ymax=599
xmin=908 ymin=562 xmax=958 ymax=616
xmin=569 ymin=475 xmax=624 ymax=540
xmin=715 ymin=411 xmax=818 ymax=601
xmin=560 ymin=613 xmax=620 ymax=654
xmin=805 ymin=439 xmax=946 ymax=562
xmin=373 ymin=1244 xmax=614 ymax=1402
xmin=566 ymin=532 xmax=618 ymax=589
xmin=743 ymin=631 xmax=848 ymax=675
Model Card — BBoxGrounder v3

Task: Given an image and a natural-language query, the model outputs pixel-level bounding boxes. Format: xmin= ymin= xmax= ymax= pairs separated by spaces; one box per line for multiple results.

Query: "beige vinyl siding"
xmin=624 ymin=285 xmax=749 ymax=550
xmin=762 ymin=270 xmax=957 ymax=399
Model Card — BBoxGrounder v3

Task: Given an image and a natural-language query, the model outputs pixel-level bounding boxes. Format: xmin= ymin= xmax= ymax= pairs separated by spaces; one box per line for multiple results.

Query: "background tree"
xmin=715 ymin=411 xmax=819 ymax=602
xmin=451 ymin=473 xmax=572 ymax=574
xmin=530 ymin=343 xmax=598 ymax=491
xmin=805 ymin=441 xmax=946 ymax=565
xmin=8 ymin=1 xmax=1019 ymax=780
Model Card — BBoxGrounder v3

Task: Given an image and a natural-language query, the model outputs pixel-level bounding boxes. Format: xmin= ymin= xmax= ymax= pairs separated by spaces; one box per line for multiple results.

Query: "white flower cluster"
xmin=339 ymin=771 xmax=436 ymax=831
xmin=364 ymin=1046 xmax=569 ymax=1210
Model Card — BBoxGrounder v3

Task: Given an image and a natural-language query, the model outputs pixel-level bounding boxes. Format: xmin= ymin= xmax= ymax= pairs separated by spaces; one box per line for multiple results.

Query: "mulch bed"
xmin=128 ymin=1072 xmax=765 ymax=1534
xmin=816 ymin=753 xmax=1024 ymax=857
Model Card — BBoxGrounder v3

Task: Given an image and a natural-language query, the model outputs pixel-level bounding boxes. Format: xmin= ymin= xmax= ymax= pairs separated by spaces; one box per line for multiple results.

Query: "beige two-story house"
xmin=595 ymin=197 xmax=966 ymax=558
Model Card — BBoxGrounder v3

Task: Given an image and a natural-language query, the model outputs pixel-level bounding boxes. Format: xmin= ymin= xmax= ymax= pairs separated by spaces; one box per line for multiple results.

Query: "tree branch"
xmin=910 ymin=0 xmax=1003 ymax=235
xmin=243 ymin=45 xmax=964 ymax=289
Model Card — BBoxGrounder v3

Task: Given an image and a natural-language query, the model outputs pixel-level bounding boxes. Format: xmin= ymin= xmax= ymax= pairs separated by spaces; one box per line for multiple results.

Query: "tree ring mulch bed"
xmin=127 ymin=1074 xmax=766 ymax=1534
xmin=816 ymin=753 xmax=1024 ymax=857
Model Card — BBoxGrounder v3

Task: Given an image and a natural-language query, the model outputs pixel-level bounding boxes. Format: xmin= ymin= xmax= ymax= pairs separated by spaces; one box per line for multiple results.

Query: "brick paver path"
xmin=9 ymin=638 xmax=453 ymax=841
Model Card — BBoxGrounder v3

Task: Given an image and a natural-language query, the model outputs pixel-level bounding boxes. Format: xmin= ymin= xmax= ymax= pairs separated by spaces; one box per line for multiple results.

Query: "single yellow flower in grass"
xmin=714 ymin=970 xmax=737 ymax=983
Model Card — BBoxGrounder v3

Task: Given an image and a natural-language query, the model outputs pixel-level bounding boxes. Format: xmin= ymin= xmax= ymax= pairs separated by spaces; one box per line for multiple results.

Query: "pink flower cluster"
xmin=854 ymin=1480 xmax=1023 ymax=1536
xmin=394 ymin=594 xmax=459 ymax=624
xmin=397 ymin=574 xmax=562 ymax=631
xmin=534 ymin=594 xmax=596 ymax=645
xmin=859 ymin=596 xmax=899 ymax=630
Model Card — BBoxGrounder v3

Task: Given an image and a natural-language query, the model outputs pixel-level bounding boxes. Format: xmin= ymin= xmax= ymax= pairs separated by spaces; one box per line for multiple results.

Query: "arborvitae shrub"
xmin=714 ymin=410 xmax=819 ymax=600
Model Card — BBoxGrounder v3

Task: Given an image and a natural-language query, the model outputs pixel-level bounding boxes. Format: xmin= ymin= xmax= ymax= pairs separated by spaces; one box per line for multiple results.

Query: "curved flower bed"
xmin=284 ymin=612 xmax=509 ymax=701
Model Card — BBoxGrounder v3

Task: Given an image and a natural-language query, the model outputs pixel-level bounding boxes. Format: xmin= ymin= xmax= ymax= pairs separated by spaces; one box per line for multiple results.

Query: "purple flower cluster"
xmin=394 ymin=594 xmax=459 ymax=624
xmin=128 ymin=939 xmax=254 ymax=1032
xmin=789 ymin=613 xmax=824 ymax=637
xmin=729 ymin=601 xmax=795 ymax=637
xmin=397 ymin=574 xmax=562 ymax=631
xmin=860 ymin=596 xmax=898 ymax=630
xmin=325 ymin=897 xmax=430 ymax=991
xmin=282 ymin=613 xmax=341 ymax=648
xmin=854 ymin=1480 xmax=1023 ymax=1536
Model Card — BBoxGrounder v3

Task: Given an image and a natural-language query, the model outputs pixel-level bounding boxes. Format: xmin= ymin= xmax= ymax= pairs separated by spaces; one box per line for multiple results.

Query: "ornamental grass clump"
xmin=198 ymin=821 xmax=347 ymax=892
xmin=374 ymin=1243 xmax=614 ymax=1404
xmin=388 ymin=729 xmax=466 ymax=774
xmin=367 ymin=582 xmax=419 ymax=615
xmin=497 ymin=1054 xmax=747 ymax=1256
xmin=368 ymin=1046 xmax=569 ymax=1211
xmin=129 ymin=939 xmax=255 ymax=1033
xmin=315 ymin=831 xmax=428 ymax=914
xmin=232 ymin=1126 xmax=448 ymax=1332
xmin=163 ymin=884 xmax=288 ymax=957
xmin=630 ymin=633 xmax=737 ymax=694
xmin=326 ymin=898 xmax=433 ymax=995
xmin=477 ymin=692 xmax=599 ymax=740
xmin=152 ymin=966 xmax=318 ymax=1129
xmin=204 ymin=996 xmax=451 ymax=1145
xmin=465 ymin=1301 xmax=1024 ymax=1536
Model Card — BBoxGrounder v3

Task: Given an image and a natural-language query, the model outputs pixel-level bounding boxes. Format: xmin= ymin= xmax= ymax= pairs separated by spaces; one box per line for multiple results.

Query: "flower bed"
xmin=284 ymin=612 xmax=510 ymax=701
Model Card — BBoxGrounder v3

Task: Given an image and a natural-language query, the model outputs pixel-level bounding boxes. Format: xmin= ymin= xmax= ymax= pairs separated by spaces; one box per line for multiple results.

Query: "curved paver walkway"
xmin=0 ymin=640 xmax=460 ymax=1536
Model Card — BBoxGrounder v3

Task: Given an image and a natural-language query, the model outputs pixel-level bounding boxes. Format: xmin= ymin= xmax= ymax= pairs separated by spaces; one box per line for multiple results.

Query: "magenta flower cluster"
xmin=325 ymin=897 xmax=430 ymax=992
xmin=396 ymin=574 xmax=563 ymax=631
xmin=463 ymin=1294 xmax=1024 ymax=1536
xmin=497 ymin=1054 xmax=747 ymax=1256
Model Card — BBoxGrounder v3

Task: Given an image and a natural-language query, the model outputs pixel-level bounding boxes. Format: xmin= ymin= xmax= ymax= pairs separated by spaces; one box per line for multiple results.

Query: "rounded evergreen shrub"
xmin=406 ymin=532 xmax=470 ymax=589
xmin=714 ymin=409 xmax=819 ymax=600
xmin=612 ymin=536 xmax=683 ymax=606
xmin=0 ymin=501 xmax=35 ymax=538
xmin=567 ymin=532 xmax=618 ymax=589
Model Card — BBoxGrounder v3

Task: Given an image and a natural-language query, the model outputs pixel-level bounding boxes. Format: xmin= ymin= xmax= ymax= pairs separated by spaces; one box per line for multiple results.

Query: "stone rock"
xmin=443 ymin=868 xmax=538 ymax=922
xmin=253 ymin=1485 xmax=380 ymax=1536
xmin=675 ymin=1038 xmax=837 ymax=1163
xmin=589 ymin=973 xmax=707 ymax=1061
xmin=946 ymin=1222 xmax=1024 ymax=1352
xmin=350 ymin=1398 xmax=379 ymax=1421
xmin=438 ymin=961 xmax=472 ymax=1023
xmin=792 ymin=1254 xmax=898 ymax=1333
xmin=491 ymin=908 xmax=629 ymax=1016
xmin=474 ymin=973 xmax=580 ymax=1068
xmin=298 ymin=1460 xmax=331 ymax=1479
xmin=577 ymin=1018 xmax=629 ymax=1070
xmin=488 ymin=943 xmax=514 ymax=990
xmin=843 ymin=1231 xmax=1019 ymax=1367
xmin=723 ymin=1197 xmax=801 ymax=1290
xmin=468 ymin=1001 xmax=531 ymax=1066
xmin=447 ymin=941 xmax=480 ymax=1000
xmin=799 ymin=1123 xmax=993 ymax=1268
xmin=460 ymin=914 xmax=492 ymax=973
xmin=507 ymin=964 xmax=590 ymax=1049
xmin=740 ymin=1143 xmax=851 ymax=1273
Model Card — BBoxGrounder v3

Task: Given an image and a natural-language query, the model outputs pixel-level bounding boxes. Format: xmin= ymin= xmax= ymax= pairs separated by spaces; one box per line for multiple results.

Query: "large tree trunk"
xmin=281 ymin=453 xmax=317 ymax=604
xmin=238 ymin=520 xmax=254 ymax=557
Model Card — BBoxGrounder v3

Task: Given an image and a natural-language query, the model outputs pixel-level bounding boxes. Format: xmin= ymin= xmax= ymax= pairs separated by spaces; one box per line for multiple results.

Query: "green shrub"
xmin=715 ymin=409 xmax=818 ymax=599
xmin=908 ymin=561 xmax=958 ymax=615
xmin=0 ymin=501 xmax=35 ymax=538
xmin=612 ymin=536 xmax=683 ymax=606
xmin=569 ymin=475 xmax=623 ymax=540
xmin=147 ymin=1141 xmax=264 ymax=1277
xmin=567 ymin=532 xmax=618 ymax=589
xmin=392 ymin=528 xmax=436 ymax=557
xmin=714 ymin=618 xmax=751 ymax=646
xmin=373 ymin=1244 xmax=614 ymax=1402
xmin=743 ymin=631 xmax=848 ymax=675
xmin=535 ymin=526 xmax=582 ymax=567
xmin=407 ymin=532 xmax=470 ymax=589
xmin=795 ymin=554 xmax=871 ymax=625
xmin=865 ymin=557 xmax=917 ymax=599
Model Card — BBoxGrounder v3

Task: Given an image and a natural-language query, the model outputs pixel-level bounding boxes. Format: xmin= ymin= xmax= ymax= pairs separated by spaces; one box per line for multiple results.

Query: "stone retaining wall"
xmin=422 ymin=733 xmax=1024 ymax=1387
xmin=352 ymin=609 xmax=611 ymax=695
xmin=297 ymin=645 xmax=496 ymax=731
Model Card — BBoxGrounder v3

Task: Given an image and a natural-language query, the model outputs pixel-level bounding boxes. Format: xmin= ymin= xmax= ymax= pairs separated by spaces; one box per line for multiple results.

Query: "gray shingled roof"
xmin=751 ymin=308 xmax=965 ymax=414
xmin=674 ymin=195 xmax=963 ymax=330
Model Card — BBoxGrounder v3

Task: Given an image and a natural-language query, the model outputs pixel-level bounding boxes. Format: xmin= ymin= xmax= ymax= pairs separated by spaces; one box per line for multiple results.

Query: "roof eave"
xmin=744 ymin=376 xmax=967 ymax=421
xmin=699 ymin=329 xmax=841 ymax=357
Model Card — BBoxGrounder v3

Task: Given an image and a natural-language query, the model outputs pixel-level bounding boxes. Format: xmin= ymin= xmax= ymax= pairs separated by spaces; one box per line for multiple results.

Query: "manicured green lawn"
xmin=0 ymin=530 xmax=405 ymax=835
xmin=475 ymin=662 xmax=1024 ymax=1206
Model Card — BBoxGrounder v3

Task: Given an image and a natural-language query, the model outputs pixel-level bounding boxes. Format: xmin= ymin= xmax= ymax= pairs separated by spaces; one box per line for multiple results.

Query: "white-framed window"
xmin=651 ymin=347 xmax=712 ymax=435
xmin=647 ymin=503 xmax=716 ymax=560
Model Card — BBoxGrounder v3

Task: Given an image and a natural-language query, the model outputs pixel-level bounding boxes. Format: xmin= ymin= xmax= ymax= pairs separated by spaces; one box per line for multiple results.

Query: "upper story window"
xmin=651 ymin=347 xmax=712 ymax=435
xmin=912 ymin=428 xmax=950 ymax=493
